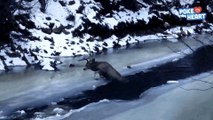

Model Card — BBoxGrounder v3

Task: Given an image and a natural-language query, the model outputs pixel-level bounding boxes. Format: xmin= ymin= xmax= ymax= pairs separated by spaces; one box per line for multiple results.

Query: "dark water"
xmin=7 ymin=45 xmax=213 ymax=120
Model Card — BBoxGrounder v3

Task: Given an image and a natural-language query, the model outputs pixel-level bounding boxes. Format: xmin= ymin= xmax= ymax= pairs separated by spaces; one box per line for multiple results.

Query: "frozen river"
xmin=0 ymin=34 xmax=213 ymax=119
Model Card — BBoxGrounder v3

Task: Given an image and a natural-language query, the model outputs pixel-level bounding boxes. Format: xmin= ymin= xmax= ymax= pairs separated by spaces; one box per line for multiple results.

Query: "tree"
xmin=0 ymin=0 xmax=17 ymax=45
xmin=39 ymin=0 xmax=49 ymax=13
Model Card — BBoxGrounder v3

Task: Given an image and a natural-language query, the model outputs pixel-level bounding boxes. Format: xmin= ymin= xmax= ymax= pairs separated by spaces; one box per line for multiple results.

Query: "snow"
xmin=103 ymin=18 xmax=119 ymax=29
xmin=46 ymin=1 xmax=70 ymax=26
xmin=0 ymin=61 xmax=5 ymax=71
xmin=67 ymin=0 xmax=81 ymax=14
xmin=165 ymin=26 xmax=196 ymax=36
xmin=40 ymin=58 xmax=56 ymax=71
xmin=0 ymin=49 xmax=27 ymax=67
xmin=0 ymin=22 xmax=209 ymax=71
xmin=84 ymin=3 xmax=100 ymax=24
xmin=104 ymin=35 xmax=118 ymax=48
xmin=179 ymin=0 xmax=195 ymax=6
xmin=42 ymin=64 xmax=55 ymax=71
xmin=103 ymin=7 xmax=154 ymax=29
xmin=16 ymin=110 xmax=26 ymax=115
xmin=7 ymin=57 xmax=27 ymax=66
xmin=52 ymin=108 xmax=64 ymax=114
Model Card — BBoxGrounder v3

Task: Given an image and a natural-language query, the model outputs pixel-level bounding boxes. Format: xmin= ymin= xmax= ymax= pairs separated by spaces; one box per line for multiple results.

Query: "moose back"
xmin=84 ymin=58 xmax=128 ymax=83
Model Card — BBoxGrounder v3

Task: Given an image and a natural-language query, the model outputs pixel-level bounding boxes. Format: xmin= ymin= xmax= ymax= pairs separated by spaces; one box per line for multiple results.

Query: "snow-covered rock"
xmin=40 ymin=58 xmax=59 ymax=71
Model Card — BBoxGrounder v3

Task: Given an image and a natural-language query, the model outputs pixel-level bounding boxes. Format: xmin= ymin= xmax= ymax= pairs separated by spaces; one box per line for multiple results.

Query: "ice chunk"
xmin=167 ymin=80 xmax=179 ymax=84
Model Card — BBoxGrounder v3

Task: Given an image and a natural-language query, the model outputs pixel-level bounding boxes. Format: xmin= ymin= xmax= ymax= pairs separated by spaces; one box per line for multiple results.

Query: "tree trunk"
xmin=39 ymin=0 xmax=47 ymax=13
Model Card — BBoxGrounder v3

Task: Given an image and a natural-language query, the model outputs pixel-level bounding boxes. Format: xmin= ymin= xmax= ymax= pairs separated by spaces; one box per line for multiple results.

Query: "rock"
xmin=68 ymin=0 xmax=75 ymax=5
xmin=79 ymin=39 xmax=84 ymax=43
xmin=126 ymin=40 xmax=130 ymax=48
xmin=202 ymin=22 xmax=210 ymax=29
xmin=41 ymin=28 xmax=52 ymax=34
xmin=59 ymin=0 xmax=66 ymax=6
xmin=44 ymin=36 xmax=54 ymax=43
xmin=46 ymin=17 xmax=52 ymax=21
xmin=34 ymin=61 xmax=43 ymax=70
xmin=164 ymin=22 xmax=170 ymax=28
xmin=94 ymin=46 xmax=101 ymax=54
xmin=86 ymin=37 xmax=95 ymax=42
xmin=52 ymin=25 xmax=64 ymax=34
xmin=0 ymin=56 xmax=9 ymax=71
xmin=66 ymin=14 xmax=75 ymax=21
xmin=29 ymin=49 xmax=38 ymax=60
xmin=49 ymin=23 xmax=55 ymax=29
xmin=69 ymin=64 xmax=75 ymax=67
xmin=51 ymin=51 xmax=61 ymax=56
xmin=102 ymin=47 xmax=108 ymax=53
xmin=194 ymin=26 xmax=202 ymax=34
xmin=50 ymin=61 xmax=59 ymax=71
xmin=103 ymin=42 xmax=108 ymax=46
xmin=34 ymin=47 xmax=40 ymax=53
xmin=76 ymin=5 xmax=85 ymax=13
xmin=113 ymin=41 xmax=121 ymax=49
xmin=5 ymin=52 xmax=21 ymax=58
xmin=62 ymin=29 xmax=70 ymax=35
xmin=127 ymin=65 xmax=132 ymax=69
xmin=22 ymin=54 xmax=31 ymax=66
xmin=70 ymin=41 xmax=75 ymax=45
xmin=65 ymin=24 xmax=73 ymax=29
xmin=9 ymin=60 xmax=13 ymax=64
xmin=43 ymin=50 xmax=48 ymax=53
xmin=81 ymin=46 xmax=87 ymax=52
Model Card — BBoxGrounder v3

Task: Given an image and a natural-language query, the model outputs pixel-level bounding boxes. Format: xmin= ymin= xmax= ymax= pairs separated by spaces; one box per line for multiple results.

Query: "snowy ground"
xmin=1 ymin=0 xmax=213 ymax=71
xmin=0 ymin=34 xmax=213 ymax=118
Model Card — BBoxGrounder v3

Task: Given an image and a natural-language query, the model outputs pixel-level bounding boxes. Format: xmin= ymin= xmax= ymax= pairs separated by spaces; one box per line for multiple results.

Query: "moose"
xmin=83 ymin=58 xmax=128 ymax=83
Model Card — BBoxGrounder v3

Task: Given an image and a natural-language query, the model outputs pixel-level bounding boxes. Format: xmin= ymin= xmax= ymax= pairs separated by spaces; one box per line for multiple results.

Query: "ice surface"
xmin=56 ymin=72 xmax=213 ymax=120
xmin=0 ymin=34 xmax=212 ymax=117
xmin=102 ymin=73 xmax=213 ymax=120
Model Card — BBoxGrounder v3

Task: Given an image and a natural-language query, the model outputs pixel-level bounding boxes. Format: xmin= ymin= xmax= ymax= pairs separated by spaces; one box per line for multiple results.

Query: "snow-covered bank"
xmin=0 ymin=34 xmax=212 ymax=117
xmin=1 ymin=0 xmax=213 ymax=71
